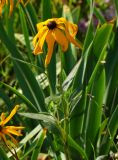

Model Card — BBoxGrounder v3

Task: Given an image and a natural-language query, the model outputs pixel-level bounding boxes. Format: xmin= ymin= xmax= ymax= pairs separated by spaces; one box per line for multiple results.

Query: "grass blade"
xmin=0 ymin=147 xmax=9 ymax=160
xmin=0 ymin=20 xmax=46 ymax=112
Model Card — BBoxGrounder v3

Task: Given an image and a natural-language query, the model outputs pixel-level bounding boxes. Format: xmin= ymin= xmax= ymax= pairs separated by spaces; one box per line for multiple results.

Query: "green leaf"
xmin=72 ymin=20 xmax=94 ymax=90
xmin=19 ymin=5 xmax=34 ymax=62
xmin=41 ymin=0 xmax=56 ymax=94
xmin=84 ymin=24 xmax=113 ymax=158
xmin=26 ymin=2 xmax=38 ymax=28
xmin=72 ymin=42 xmax=93 ymax=90
xmin=0 ymin=147 xmax=9 ymax=160
xmin=0 ymin=89 xmax=13 ymax=111
xmin=68 ymin=135 xmax=88 ymax=160
xmin=72 ymin=6 xmax=80 ymax=24
xmin=19 ymin=112 xmax=57 ymax=126
xmin=21 ymin=3 xmax=37 ymax=35
xmin=94 ymin=7 xmax=106 ymax=24
xmin=85 ymin=68 xmax=106 ymax=158
xmin=0 ymin=20 xmax=46 ymax=112
xmin=62 ymin=59 xmax=82 ymax=91
xmin=86 ymin=23 xmax=113 ymax=92
xmin=62 ymin=4 xmax=77 ymax=74
xmin=70 ymin=90 xmax=87 ymax=138
xmin=7 ymin=124 xmax=42 ymax=158
xmin=105 ymin=28 xmax=118 ymax=112
xmin=31 ymin=129 xmax=46 ymax=160
xmin=0 ymin=82 xmax=36 ymax=111
xmin=93 ymin=23 xmax=113 ymax=58
xmin=100 ymin=105 xmax=118 ymax=154
xmin=114 ymin=0 xmax=118 ymax=22
xmin=83 ymin=20 xmax=94 ymax=53
xmin=41 ymin=0 xmax=52 ymax=20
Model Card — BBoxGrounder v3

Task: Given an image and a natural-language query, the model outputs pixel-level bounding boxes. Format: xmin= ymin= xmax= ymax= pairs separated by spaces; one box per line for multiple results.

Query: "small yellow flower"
xmin=0 ymin=105 xmax=24 ymax=144
xmin=0 ymin=0 xmax=14 ymax=16
xmin=33 ymin=18 xmax=82 ymax=66
xmin=0 ymin=0 xmax=29 ymax=16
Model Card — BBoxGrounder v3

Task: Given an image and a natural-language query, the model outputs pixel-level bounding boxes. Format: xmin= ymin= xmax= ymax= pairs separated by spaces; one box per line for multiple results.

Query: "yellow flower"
xmin=0 ymin=0 xmax=14 ymax=16
xmin=0 ymin=0 xmax=29 ymax=16
xmin=33 ymin=17 xmax=82 ymax=66
xmin=0 ymin=105 xmax=24 ymax=144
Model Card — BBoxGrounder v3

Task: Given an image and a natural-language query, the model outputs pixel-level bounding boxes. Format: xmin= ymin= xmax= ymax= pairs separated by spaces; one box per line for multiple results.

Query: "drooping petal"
xmin=0 ymin=113 xmax=6 ymax=121
xmin=0 ymin=0 xmax=5 ymax=16
xmin=1 ymin=105 xmax=19 ymax=125
xmin=57 ymin=23 xmax=65 ymax=31
xmin=33 ymin=26 xmax=48 ymax=55
xmin=45 ymin=31 xmax=55 ymax=66
xmin=33 ymin=40 xmax=43 ymax=54
xmin=6 ymin=126 xmax=25 ymax=130
xmin=6 ymin=0 xmax=8 ymax=5
xmin=9 ymin=0 xmax=13 ymax=16
xmin=67 ymin=21 xmax=78 ymax=36
xmin=56 ymin=17 xmax=67 ymax=25
xmin=52 ymin=28 xmax=68 ymax=52
xmin=65 ymin=30 xmax=82 ymax=49
xmin=36 ymin=22 xmax=45 ymax=30
xmin=0 ymin=5 xmax=2 ymax=16
xmin=32 ymin=34 xmax=38 ymax=46
xmin=4 ymin=128 xmax=23 ymax=136
xmin=57 ymin=17 xmax=78 ymax=36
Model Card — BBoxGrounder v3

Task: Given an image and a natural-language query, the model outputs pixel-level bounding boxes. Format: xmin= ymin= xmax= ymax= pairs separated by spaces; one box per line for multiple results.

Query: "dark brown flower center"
xmin=47 ymin=21 xmax=57 ymax=30
xmin=0 ymin=125 xmax=3 ymax=132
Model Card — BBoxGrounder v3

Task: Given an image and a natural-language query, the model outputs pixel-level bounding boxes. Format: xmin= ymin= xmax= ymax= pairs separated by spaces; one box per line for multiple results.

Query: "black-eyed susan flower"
xmin=33 ymin=18 xmax=82 ymax=66
xmin=0 ymin=105 xmax=24 ymax=144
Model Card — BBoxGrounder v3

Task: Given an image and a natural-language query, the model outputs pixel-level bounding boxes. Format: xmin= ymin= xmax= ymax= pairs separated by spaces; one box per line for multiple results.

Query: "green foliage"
xmin=0 ymin=0 xmax=118 ymax=160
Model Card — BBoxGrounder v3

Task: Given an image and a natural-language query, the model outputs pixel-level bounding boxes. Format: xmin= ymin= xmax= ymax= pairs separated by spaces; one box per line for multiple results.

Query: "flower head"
xmin=33 ymin=18 xmax=82 ymax=66
xmin=0 ymin=105 xmax=24 ymax=144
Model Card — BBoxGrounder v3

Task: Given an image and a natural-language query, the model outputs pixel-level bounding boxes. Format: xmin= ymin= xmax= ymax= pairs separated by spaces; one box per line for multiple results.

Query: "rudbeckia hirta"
xmin=0 ymin=105 xmax=24 ymax=144
xmin=33 ymin=17 xmax=82 ymax=66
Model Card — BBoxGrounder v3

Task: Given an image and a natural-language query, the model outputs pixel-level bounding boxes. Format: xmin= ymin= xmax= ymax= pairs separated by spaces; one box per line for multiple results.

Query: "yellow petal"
xmin=0 ymin=0 xmax=5 ymax=16
xmin=5 ymin=128 xmax=23 ymax=136
xmin=36 ymin=22 xmax=45 ymax=30
xmin=32 ymin=34 xmax=38 ymax=46
xmin=1 ymin=105 xmax=19 ymax=125
xmin=53 ymin=28 xmax=68 ymax=52
xmin=56 ymin=17 xmax=67 ymax=24
xmin=0 ymin=6 xmax=2 ymax=16
xmin=67 ymin=21 xmax=78 ymax=37
xmin=33 ymin=26 xmax=48 ymax=55
xmin=57 ymin=17 xmax=78 ymax=36
xmin=6 ymin=126 xmax=25 ymax=130
xmin=1 ymin=113 xmax=6 ymax=121
xmin=9 ymin=0 xmax=13 ymax=16
xmin=36 ymin=18 xmax=54 ymax=30
xmin=65 ymin=30 xmax=82 ymax=49
xmin=57 ymin=23 xmax=65 ymax=31
xmin=45 ymin=31 xmax=55 ymax=66
xmin=6 ymin=0 xmax=8 ymax=5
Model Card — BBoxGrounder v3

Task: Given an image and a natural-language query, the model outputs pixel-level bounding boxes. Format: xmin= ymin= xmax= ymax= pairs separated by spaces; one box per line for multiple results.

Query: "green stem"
xmin=59 ymin=50 xmax=71 ymax=160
